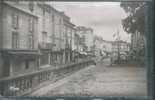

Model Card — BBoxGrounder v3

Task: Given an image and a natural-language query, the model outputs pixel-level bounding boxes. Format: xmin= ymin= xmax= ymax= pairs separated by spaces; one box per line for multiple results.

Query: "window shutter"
xmin=17 ymin=15 xmax=19 ymax=29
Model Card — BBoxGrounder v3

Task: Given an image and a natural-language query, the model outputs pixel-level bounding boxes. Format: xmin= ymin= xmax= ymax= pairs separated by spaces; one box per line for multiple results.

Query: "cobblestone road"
xmin=31 ymin=58 xmax=147 ymax=97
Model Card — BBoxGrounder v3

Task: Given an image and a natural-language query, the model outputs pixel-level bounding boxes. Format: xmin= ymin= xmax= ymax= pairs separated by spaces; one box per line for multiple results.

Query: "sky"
xmin=50 ymin=2 xmax=131 ymax=42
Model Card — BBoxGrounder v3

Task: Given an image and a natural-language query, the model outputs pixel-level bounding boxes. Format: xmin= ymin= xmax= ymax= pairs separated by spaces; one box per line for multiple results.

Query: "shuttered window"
xmin=12 ymin=13 xmax=19 ymax=29
xmin=12 ymin=32 xmax=19 ymax=49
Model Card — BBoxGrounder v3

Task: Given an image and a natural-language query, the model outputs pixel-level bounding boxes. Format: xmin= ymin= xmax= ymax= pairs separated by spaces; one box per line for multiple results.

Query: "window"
xmin=28 ymin=2 xmax=34 ymax=12
xmin=28 ymin=18 xmax=34 ymax=32
xmin=42 ymin=32 xmax=47 ymax=43
xmin=12 ymin=32 xmax=19 ymax=49
xmin=43 ymin=8 xmax=45 ymax=16
xmin=28 ymin=34 xmax=34 ymax=49
xmin=42 ymin=9 xmax=46 ymax=30
xmin=12 ymin=13 xmax=19 ymax=29
xmin=25 ymin=60 xmax=29 ymax=69
xmin=59 ymin=18 xmax=61 ymax=25
xmin=52 ymin=33 xmax=55 ymax=44
xmin=52 ymin=14 xmax=55 ymax=22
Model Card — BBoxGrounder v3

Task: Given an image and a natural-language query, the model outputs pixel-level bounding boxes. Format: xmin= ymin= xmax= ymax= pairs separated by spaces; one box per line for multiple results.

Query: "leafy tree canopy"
xmin=120 ymin=2 xmax=146 ymax=35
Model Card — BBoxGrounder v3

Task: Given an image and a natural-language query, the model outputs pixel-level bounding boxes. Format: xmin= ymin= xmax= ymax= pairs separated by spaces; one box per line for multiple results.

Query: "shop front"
xmin=0 ymin=50 xmax=40 ymax=77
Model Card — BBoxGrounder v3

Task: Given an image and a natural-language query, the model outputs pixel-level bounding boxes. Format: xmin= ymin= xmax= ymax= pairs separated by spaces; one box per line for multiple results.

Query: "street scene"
xmin=0 ymin=1 xmax=146 ymax=97
xmin=31 ymin=59 xmax=147 ymax=96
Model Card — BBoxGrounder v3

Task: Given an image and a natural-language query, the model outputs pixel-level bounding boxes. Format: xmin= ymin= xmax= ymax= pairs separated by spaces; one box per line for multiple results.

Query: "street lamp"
xmin=113 ymin=29 xmax=121 ymax=64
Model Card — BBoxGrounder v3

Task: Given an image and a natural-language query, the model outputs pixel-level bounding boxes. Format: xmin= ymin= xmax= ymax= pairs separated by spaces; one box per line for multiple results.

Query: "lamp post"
xmin=117 ymin=30 xmax=121 ymax=64
xmin=113 ymin=29 xmax=121 ymax=64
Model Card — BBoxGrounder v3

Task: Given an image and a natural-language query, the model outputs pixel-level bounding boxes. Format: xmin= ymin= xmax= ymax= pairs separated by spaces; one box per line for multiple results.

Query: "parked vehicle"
xmin=120 ymin=54 xmax=127 ymax=64
xmin=110 ymin=52 xmax=128 ymax=65
xmin=110 ymin=52 xmax=118 ymax=64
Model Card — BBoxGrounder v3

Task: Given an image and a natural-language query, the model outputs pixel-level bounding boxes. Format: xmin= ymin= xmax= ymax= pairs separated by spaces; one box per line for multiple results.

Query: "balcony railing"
xmin=39 ymin=42 xmax=55 ymax=50
xmin=0 ymin=59 xmax=95 ymax=96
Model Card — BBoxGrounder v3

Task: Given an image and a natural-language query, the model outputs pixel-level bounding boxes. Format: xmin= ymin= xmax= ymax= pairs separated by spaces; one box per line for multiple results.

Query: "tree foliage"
xmin=120 ymin=2 xmax=146 ymax=35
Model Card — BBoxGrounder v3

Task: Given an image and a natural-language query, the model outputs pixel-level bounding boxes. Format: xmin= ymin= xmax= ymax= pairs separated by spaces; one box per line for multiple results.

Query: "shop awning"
xmin=8 ymin=51 xmax=41 ymax=55
xmin=2 ymin=49 xmax=41 ymax=59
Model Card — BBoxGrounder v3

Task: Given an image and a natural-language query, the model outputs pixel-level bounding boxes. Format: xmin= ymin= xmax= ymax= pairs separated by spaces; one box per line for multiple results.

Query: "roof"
xmin=64 ymin=20 xmax=75 ymax=28
xmin=76 ymin=26 xmax=93 ymax=31
xmin=60 ymin=12 xmax=70 ymax=21
xmin=4 ymin=2 xmax=38 ymax=18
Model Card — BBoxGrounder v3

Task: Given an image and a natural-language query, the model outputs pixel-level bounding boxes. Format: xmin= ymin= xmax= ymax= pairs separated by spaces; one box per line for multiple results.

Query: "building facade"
xmin=73 ymin=32 xmax=80 ymax=61
xmin=76 ymin=26 xmax=94 ymax=52
xmin=0 ymin=1 xmax=78 ymax=78
xmin=102 ymin=40 xmax=113 ymax=56
xmin=93 ymin=35 xmax=104 ymax=57
xmin=31 ymin=2 xmax=76 ymax=66
xmin=112 ymin=40 xmax=130 ymax=54
xmin=0 ymin=1 xmax=39 ymax=78
xmin=0 ymin=1 xmax=96 ymax=96
xmin=36 ymin=3 xmax=53 ymax=67
xmin=131 ymin=31 xmax=144 ymax=61
xmin=63 ymin=14 xmax=75 ymax=63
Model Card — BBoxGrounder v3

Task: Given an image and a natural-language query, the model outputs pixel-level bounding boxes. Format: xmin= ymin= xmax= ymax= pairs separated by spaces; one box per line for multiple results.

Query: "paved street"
xmin=31 ymin=58 xmax=147 ymax=97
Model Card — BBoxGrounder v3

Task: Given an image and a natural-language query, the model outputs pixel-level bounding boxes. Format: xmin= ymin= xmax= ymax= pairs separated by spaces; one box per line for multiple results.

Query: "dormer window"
xmin=29 ymin=2 xmax=34 ymax=12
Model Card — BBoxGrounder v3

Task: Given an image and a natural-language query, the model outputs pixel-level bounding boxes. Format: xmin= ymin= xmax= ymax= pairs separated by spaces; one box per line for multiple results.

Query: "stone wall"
xmin=0 ymin=53 xmax=3 ymax=78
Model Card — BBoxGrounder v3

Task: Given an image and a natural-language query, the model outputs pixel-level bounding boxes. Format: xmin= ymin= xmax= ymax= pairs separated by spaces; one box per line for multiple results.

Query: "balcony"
xmin=39 ymin=42 xmax=56 ymax=50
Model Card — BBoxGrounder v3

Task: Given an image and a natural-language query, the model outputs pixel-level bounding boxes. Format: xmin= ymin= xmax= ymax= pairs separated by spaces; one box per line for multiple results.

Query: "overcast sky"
xmin=50 ymin=2 xmax=131 ymax=42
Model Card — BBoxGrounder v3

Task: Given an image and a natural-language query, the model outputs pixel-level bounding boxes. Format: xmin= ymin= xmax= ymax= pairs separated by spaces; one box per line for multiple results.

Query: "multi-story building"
xmin=37 ymin=3 xmax=64 ymax=64
xmin=0 ymin=1 xmax=96 ymax=96
xmin=72 ymin=32 xmax=81 ymax=62
xmin=0 ymin=1 xmax=39 ymax=78
xmin=35 ymin=5 xmax=76 ymax=65
xmin=0 ymin=1 xmax=78 ymax=78
xmin=76 ymin=26 xmax=94 ymax=52
xmin=130 ymin=31 xmax=144 ymax=61
xmin=35 ymin=3 xmax=54 ymax=67
xmin=112 ymin=40 xmax=130 ymax=54
xmin=102 ymin=40 xmax=113 ymax=56
xmin=131 ymin=31 xmax=144 ymax=51
xmin=131 ymin=31 xmax=144 ymax=53
xmin=93 ymin=36 xmax=115 ymax=57
xmin=93 ymin=35 xmax=104 ymax=57
xmin=62 ymin=14 xmax=75 ymax=63
xmin=73 ymin=33 xmax=80 ymax=52
xmin=71 ymin=27 xmax=77 ymax=62
xmin=32 ymin=3 xmax=76 ymax=66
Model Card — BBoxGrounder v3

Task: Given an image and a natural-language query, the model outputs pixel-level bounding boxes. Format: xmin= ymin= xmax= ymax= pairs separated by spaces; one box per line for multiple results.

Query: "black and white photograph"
xmin=0 ymin=1 xmax=148 ymax=97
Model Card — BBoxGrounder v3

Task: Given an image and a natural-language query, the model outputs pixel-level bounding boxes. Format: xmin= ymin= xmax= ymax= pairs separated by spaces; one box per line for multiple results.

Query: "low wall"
xmin=0 ymin=59 xmax=95 ymax=96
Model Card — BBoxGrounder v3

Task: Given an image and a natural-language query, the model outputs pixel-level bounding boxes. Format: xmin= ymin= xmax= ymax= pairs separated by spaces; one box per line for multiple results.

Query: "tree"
xmin=120 ymin=2 xmax=146 ymax=35
xmin=120 ymin=2 xmax=146 ymax=64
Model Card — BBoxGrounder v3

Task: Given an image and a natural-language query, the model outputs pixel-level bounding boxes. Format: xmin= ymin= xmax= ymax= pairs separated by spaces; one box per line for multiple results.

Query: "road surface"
xmin=30 ymin=58 xmax=147 ymax=97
